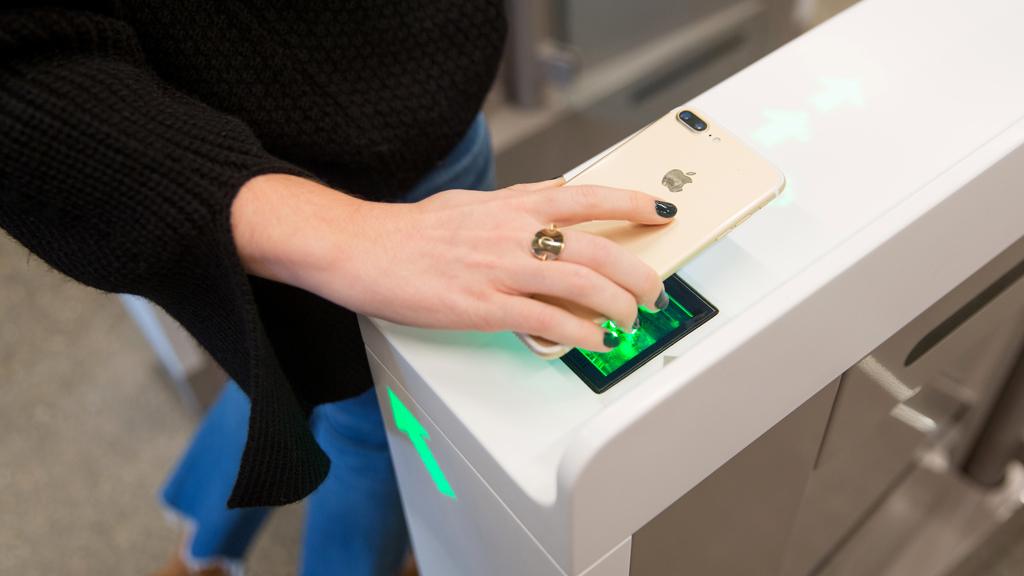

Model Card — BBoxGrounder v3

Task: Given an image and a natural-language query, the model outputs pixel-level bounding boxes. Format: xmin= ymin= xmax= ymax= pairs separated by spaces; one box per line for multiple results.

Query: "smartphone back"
xmin=520 ymin=108 xmax=785 ymax=358
xmin=566 ymin=107 xmax=785 ymax=279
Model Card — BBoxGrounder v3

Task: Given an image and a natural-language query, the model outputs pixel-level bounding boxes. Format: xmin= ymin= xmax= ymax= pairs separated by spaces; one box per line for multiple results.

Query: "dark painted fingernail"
xmin=655 ymin=290 xmax=670 ymax=310
xmin=603 ymin=330 xmax=621 ymax=349
xmin=655 ymin=200 xmax=677 ymax=218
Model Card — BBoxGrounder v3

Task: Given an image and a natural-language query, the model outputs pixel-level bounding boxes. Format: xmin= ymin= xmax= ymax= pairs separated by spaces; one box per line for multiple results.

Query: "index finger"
xmin=532 ymin=185 xmax=677 ymax=226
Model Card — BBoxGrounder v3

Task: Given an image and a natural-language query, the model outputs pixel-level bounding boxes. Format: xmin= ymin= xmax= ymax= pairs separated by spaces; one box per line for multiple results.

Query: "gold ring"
xmin=531 ymin=224 xmax=564 ymax=261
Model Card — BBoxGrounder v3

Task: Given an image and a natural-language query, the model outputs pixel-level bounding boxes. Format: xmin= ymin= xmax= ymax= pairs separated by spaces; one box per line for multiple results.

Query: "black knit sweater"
xmin=0 ymin=1 xmax=505 ymax=507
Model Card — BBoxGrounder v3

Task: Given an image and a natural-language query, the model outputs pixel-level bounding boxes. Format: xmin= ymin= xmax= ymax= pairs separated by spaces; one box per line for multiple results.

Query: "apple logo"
xmin=661 ymin=169 xmax=696 ymax=192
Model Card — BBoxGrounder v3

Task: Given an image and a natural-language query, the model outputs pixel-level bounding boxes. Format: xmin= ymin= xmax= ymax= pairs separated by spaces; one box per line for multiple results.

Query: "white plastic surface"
xmin=367 ymin=352 xmax=566 ymax=576
xmin=361 ymin=0 xmax=1024 ymax=572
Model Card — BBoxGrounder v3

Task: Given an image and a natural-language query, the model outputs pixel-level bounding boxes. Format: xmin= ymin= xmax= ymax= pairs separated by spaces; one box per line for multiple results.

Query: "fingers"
xmin=532 ymin=185 xmax=677 ymax=227
xmin=558 ymin=229 xmax=663 ymax=310
xmin=509 ymin=260 xmax=638 ymax=331
xmin=499 ymin=295 xmax=612 ymax=352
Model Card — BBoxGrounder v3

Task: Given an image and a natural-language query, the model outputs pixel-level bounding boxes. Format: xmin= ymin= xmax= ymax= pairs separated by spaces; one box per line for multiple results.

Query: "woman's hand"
xmin=232 ymin=174 xmax=675 ymax=351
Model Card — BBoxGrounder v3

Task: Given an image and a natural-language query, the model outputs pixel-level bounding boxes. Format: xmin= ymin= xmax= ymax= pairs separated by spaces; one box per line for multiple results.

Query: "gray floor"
xmin=951 ymin=504 xmax=1024 ymax=576
xmin=0 ymin=233 xmax=302 ymax=575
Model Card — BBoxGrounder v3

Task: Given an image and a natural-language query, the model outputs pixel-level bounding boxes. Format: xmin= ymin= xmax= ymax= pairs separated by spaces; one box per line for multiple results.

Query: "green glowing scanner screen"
xmin=561 ymin=275 xmax=717 ymax=393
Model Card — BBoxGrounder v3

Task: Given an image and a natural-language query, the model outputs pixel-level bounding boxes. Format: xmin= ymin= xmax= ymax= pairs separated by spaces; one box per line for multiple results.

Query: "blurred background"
xmin=6 ymin=0 xmax=1024 ymax=574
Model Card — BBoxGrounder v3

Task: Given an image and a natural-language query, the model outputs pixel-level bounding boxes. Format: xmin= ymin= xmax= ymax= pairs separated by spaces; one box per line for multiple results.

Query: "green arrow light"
xmin=387 ymin=387 xmax=456 ymax=499
xmin=752 ymin=108 xmax=812 ymax=149
xmin=811 ymin=76 xmax=864 ymax=112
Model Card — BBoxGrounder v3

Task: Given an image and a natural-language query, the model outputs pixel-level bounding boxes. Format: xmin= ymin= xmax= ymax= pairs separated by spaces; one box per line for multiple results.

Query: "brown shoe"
xmin=400 ymin=553 xmax=418 ymax=576
xmin=151 ymin=549 xmax=231 ymax=576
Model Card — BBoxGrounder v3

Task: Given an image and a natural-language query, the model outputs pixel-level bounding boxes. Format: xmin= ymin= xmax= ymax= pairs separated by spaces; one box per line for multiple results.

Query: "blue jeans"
xmin=161 ymin=114 xmax=495 ymax=576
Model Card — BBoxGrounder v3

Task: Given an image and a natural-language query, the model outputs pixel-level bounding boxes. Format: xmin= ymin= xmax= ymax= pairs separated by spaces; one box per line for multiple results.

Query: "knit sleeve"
xmin=0 ymin=8 xmax=331 ymax=507
xmin=0 ymin=8 xmax=299 ymax=291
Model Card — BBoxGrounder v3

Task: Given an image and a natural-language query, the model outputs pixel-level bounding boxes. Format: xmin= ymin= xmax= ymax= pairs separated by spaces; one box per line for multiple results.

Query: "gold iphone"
xmin=518 ymin=107 xmax=785 ymax=358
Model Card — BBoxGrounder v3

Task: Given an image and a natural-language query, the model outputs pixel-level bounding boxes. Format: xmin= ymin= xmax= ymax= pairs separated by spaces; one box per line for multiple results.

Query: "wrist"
xmin=230 ymin=173 xmax=370 ymax=287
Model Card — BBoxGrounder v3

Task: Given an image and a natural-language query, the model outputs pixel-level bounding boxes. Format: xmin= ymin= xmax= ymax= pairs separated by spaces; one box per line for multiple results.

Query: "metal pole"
xmin=503 ymin=0 xmax=544 ymax=108
xmin=964 ymin=340 xmax=1024 ymax=486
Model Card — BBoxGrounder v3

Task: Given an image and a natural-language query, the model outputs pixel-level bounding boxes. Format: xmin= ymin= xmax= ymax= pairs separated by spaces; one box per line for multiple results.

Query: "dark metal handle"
xmin=963 ymin=342 xmax=1024 ymax=486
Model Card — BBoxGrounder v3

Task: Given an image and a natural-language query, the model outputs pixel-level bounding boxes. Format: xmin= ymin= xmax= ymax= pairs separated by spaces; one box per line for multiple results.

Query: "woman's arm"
xmin=1 ymin=6 xmax=674 ymax=358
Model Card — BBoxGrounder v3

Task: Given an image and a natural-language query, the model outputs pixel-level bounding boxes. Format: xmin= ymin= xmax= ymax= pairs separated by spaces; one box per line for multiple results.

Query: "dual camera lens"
xmin=678 ymin=110 xmax=707 ymax=132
